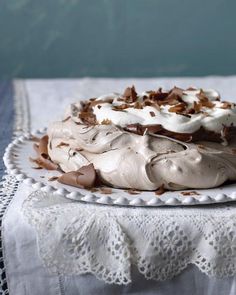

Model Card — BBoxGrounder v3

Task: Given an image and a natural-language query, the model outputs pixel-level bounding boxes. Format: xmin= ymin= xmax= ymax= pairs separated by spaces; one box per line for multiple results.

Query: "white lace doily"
xmin=23 ymin=190 xmax=236 ymax=285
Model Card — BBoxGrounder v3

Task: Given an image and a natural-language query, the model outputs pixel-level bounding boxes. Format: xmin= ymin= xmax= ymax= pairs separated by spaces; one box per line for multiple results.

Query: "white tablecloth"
xmin=3 ymin=77 xmax=236 ymax=295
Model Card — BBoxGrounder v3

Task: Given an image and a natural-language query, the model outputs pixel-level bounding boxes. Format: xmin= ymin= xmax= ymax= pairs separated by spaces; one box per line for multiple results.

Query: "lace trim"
xmin=0 ymin=176 xmax=19 ymax=293
xmin=0 ymin=80 xmax=30 ymax=294
xmin=23 ymin=191 xmax=236 ymax=285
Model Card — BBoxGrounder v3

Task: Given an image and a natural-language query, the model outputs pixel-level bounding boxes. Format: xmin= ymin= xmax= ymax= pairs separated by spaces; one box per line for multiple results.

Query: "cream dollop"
xmin=65 ymin=88 xmax=236 ymax=135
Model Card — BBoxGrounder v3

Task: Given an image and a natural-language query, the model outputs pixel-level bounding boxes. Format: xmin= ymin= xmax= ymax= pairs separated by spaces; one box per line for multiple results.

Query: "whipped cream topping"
xmin=47 ymin=119 xmax=236 ymax=190
xmin=66 ymin=87 xmax=236 ymax=135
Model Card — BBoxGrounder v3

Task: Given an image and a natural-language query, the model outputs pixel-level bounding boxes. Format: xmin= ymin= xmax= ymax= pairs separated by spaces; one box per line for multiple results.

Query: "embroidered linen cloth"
xmin=2 ymin=78 xmax=236 ymax=295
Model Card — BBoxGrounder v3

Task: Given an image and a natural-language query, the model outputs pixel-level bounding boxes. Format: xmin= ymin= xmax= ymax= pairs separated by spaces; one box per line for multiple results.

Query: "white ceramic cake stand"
xmin=3 ymin=129 xmax=236 ymax=207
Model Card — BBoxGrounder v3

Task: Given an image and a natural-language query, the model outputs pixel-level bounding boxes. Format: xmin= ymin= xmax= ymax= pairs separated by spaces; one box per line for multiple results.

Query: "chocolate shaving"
xmin=181 ymin=191 xmax=200 ymax=196
xmin=123 ymin=86 xmax=137 ymax=103
xmin=201 ymin=100 xmax=215 ymax=108
xmin=155 ymin=184 xmax=166 ymax=195
xmin=149 ymin=111 xmax=156 ymax=117
xmin=169 ymin=86 xmax=184 ymax=97
xmin=220 ymin=102 xmax=234 ymax=109
xmin=62 ymin=116 xmax=71 ymax=122
xmin=79 ymin=111 xmax=97 ymax=125
xmin=186 ymin=87 xmax=197 ymax=91
xmin=197 ymin=92 xmax=215 ymax=108
xmin=143 ymin=99 xmax=161 ymax=111
xmin=57 ymin=164 xmax=96 ymax=189
xmin=29 ymin=156 xmax=58 ymax=170
xmin=101 ymin=119 xmax=112 ymax=125
xmin=48 ymin=176 xmax=59 ymax=181
xmin=165 ymin=94 xmax=182 ymax=106
xmin=112 ymin=104 xmax=129 ymax=111
xmin=147 ymin=89 xmax=169 ymax=101
xmin=90 ymin=99 xmax=113 ymax=107
xmin=168 ymin=103 xmax=186 ymax=113
xmin=193 ymin=101 xmax=201 ymax=113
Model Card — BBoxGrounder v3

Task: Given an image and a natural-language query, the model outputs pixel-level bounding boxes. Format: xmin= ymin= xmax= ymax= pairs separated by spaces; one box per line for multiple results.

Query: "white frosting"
xmin=85 ymin=89 xmax=236 ymax=134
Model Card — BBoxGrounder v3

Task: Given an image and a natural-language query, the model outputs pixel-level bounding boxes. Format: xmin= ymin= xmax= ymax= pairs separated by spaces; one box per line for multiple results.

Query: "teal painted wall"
xmin=0 ymin=0 xmax=236 ymax=78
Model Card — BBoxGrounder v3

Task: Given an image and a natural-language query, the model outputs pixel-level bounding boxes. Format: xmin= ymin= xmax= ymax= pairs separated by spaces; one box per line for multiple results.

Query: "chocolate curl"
xmin=57 ymin=163 xmax=96 ymax=189
xmin=38 ymin=135 xmax=49 ymax=159
xmin=29 ymin=156 xmax=58 ymax=170
xmin=30 ymin=136 xmax=58 ymax=170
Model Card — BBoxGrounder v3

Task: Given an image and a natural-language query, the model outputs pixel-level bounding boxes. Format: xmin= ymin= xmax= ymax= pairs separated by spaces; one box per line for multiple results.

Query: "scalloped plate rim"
xmin=3 ymin=130 xmax=236 ymax=207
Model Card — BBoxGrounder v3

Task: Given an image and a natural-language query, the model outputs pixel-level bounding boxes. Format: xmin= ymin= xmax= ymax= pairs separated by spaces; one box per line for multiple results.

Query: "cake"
xmin=31 ymin=86 xmax=236 ymax=192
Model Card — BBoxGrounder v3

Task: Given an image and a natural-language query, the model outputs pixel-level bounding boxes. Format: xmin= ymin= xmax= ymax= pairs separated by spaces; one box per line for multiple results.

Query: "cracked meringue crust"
xmin=47 ymin=118 xmax=236 ymax=190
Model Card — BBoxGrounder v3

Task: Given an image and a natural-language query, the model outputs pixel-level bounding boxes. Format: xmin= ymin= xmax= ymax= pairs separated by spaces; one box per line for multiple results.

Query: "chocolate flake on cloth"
xmin=30 ymin=136 xmax=58 ymax=170
xmin=57 ymin=163 xmax=96 ymax=189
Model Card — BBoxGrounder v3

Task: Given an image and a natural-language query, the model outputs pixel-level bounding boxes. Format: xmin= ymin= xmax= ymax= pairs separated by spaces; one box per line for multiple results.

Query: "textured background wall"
xmin=0 ymin=0 xmax=236 ymax=78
